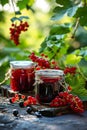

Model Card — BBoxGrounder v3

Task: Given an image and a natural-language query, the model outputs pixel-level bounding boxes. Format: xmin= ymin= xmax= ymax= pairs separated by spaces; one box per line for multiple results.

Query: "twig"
xmin=72 ymin=18 xmax=80 ymax=38
xmin=0 ymin=69 xmax=11 ymax=85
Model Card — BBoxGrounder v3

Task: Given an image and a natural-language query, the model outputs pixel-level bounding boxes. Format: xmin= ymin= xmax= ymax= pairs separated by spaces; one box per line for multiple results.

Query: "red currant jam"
xmin=35 ymin=69 xmax=64 ymax=104
xmin=10 ymin=61 xmax=35 ymax=92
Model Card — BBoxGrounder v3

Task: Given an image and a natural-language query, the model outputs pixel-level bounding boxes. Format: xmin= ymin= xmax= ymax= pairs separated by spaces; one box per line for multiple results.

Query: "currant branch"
xmin=0 ymin=69 xmax=11 ymax=85
xmin=71 ymin=18 xmax=80 ymax=38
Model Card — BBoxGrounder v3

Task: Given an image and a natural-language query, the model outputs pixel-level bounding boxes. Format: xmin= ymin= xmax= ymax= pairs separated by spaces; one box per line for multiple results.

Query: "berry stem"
xmin=0 ymin=69 xmax=11 ymax=85
xmin=71 ymin=18 xmax=80 ymax=38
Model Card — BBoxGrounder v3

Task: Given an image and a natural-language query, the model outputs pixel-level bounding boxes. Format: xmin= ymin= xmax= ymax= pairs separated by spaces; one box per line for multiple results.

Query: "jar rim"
xmin=35 ymin=69 xmax=64 ymax=77
xmin=10 ymin=60 xmax=35 ymax=68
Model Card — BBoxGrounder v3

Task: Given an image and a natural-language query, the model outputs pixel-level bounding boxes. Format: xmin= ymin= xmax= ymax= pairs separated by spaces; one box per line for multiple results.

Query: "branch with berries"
xmin=9 ymin=16 xmax=29 ymax=45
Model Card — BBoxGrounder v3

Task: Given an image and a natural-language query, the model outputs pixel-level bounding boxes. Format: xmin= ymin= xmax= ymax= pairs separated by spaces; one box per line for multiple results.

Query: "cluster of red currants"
xmin=29 ymin=52 xmax=60 ymax=70
xmin=9 ymin=21 xmax=29 ymax=45
xmin=29 ymin=52 xmax=51 ymax=69
xmin=64 ymin=67 xmax=77 ymax=75
xmin=50 ymin=91 xmax=84 ymax=113
xmin=9 ymin=93 xmax=21 ymax=103
xmin=23 ymin=96 xmax=37 ymax=107
xmin=9 ymin=94 xmax=37 ymax=107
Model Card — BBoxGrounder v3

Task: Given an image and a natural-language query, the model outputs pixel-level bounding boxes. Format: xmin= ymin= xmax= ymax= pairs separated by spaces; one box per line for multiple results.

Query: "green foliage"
xmin=39 ymin=0 xmax=87 ymax=98
xmin=73 ymin=47 xmax=87 ymax=61
xmin=0 ymin=0 xmax=9 ymax=6
xmin=56 ymin=0 xmax=72 ymax=6
xmin=50 ymin=24 xmax=70 ymax=35
xmin=39 ymin=35 xmax=69 ymax=64
xmin=0 ymin=11 xmax=6 ymax=22
xmin=15 ymin=11 xmax=21 ymax=15
xmin=74 ymin=7 xmax=87 ymax=26
xmin=51 ymin=0 xmax=78 ymax=20
xmin=17 ymin=0 xmax=34 ymax=10
xmin=65 ymin=73 xmax=87 ymax=99
xmin=65 ymin=54 xmax=82 ymax=65
xmin=40 ymin=0 xmax=87 ymax=65
xmin=11 ymin=16 xmax=29 ymax=22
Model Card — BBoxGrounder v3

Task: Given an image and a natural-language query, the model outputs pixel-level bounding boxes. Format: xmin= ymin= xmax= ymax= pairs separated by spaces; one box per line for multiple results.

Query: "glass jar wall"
xmin=35 ymin=69 xmax=64 ymax=104
xmin=10 ymin=61 xmax=35 ymax=92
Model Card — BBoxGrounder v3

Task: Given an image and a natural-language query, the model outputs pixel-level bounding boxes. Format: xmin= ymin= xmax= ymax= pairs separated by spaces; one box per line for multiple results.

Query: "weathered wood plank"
xmin=0 ymin=85 xmax=87 ymax=114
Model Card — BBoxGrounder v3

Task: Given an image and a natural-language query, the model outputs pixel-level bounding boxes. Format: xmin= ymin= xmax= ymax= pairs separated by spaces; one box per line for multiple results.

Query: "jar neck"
xmin=40 ymin=76 xmax=62 ymax=83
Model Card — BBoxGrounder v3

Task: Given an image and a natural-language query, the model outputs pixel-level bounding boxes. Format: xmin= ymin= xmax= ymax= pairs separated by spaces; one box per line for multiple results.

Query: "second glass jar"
xmin=35 ymin=69 xmax=64 ymax=104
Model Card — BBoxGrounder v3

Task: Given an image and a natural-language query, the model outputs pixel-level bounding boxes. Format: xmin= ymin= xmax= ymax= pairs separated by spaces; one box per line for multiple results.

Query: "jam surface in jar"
xmin=10 ymin=61 xmax=35 ymax=92
xmin=35 ymin=69 xmax=64 ymax=104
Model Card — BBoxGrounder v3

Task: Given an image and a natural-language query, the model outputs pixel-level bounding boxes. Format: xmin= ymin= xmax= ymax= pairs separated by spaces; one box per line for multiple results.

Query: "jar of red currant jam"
xmin=35 ymin=69 xmax=64 ymax=104
xmin=10 ymin=61 xmax=35 ymax=92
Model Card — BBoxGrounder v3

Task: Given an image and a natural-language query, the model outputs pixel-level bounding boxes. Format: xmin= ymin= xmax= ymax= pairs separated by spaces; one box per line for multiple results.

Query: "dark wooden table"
xmin=0 ymin=85 xmax=87 ymax=130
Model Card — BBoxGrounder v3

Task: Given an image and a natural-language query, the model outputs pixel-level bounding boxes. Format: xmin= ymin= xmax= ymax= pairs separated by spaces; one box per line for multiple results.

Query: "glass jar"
xmin=10 ymin=61 xmax=35 ymax=92
xmin=35 ymin=69 xmax=64 ymax=104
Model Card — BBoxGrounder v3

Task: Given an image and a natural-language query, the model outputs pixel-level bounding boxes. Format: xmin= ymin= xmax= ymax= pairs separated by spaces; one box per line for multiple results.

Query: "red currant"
xmin=50 ymin=91 xmax=84 ymax=113
xmin=9 ymin=21 xmax=29 ymax=45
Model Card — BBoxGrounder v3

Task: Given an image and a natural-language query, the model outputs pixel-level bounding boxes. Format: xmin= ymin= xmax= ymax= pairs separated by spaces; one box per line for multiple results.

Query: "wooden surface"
xmin=0 ymin=85 xmax=87 ymax=117
xmin=0 ymin=96 xmax=87 ymax=130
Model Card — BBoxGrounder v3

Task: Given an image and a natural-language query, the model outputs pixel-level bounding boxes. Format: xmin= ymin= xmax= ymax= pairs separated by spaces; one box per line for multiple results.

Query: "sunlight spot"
xmin=35 ymin=0 xmax=50 ymax=12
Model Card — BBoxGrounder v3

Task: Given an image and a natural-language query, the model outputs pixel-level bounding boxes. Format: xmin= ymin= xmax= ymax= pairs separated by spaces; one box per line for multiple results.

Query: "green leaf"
xmin=54 ymin=35 xmax=64 ymax=39
xmin=0 ymin=56 xmax=9 ymax=66
xmin=65 ymin=54 xmax=82 ymax=64
xmin=15 ymin=11 xmax=21 ymax=15
xmin=28 ymin=0 xmax=35 ymax=6
xmin=84 ymin=50 xmax=87 ymax=60
xmin=56 ymin=0 xmax=72 ymax=7
xmin=79 ymin=17 xmax=87 ymax=26
xmin=17 ymin=0 xmax=29 ymax=10
xmin=74 ymin=7 xmax=87 ymax=26
xmin=52 ymin=4 xmax=78 ymax=21
xmin=39 ymin=39 xmax=47 ymax=53
xmin=73 ymin=49 xmax=80 ymax=55
xmin=56 ymin=0 xmax=81 ymax=6
xmin=0 ymin=11 xmax=5 ymax=22
xmin=26 ymin=5 xmax=35 ymax=13
xmin=84 ymin=55 xmax=87 ymax=60
xmin=18 ymin=16 xmax=29 ymax=21
xmin=73 ymin=0 xmax=81 ymax=5
xmin=67 ymin=6 xmax=78 ymax=17
xmin=51 ymin=9 xmax=66 ymax=21
xmin=50 ymin=24 xmax=70 ymax=35
xmin=53 ymin=6 xmax=64 ymax=13
xmin=0 ymin=0 xmax=8 ymax=6
xmin=3 ymin=47 xmax=21 ymax=53
xmin=74 ymin=7 xmax=87 ymax=17
xmin=11 ymin=16 xmax=29 ymax=22
xmin=11 ymin=17 xmax=19 ymax=22
xmin=59 ymin=47 xmax=68 ymax=55
xmin=47 ymin=41 xmax=53 ymax=48
xmin=52 ymin=45 xmax=60 ymax=52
